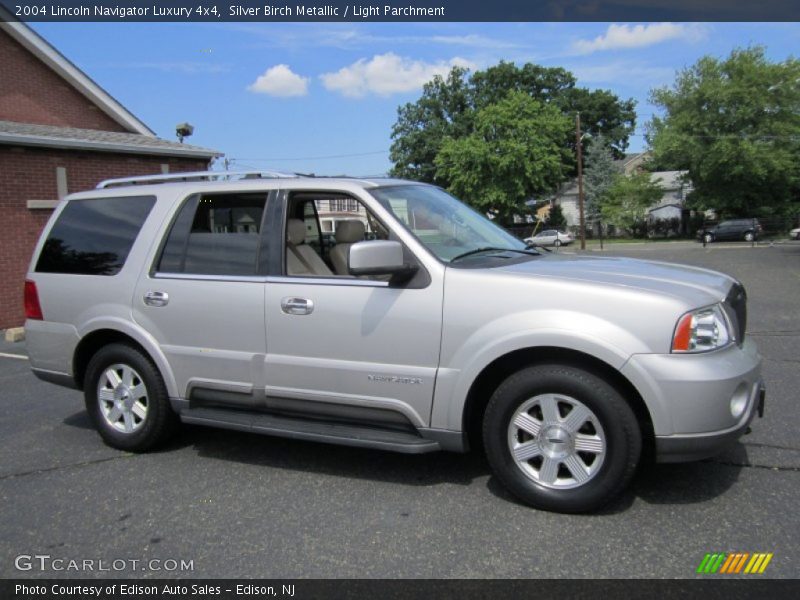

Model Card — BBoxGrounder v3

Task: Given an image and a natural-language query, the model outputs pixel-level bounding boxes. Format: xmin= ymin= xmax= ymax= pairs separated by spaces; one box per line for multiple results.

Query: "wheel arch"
xmin=72 ymin=323 xmax=177 ymax=398
xmin=461 ymin=346 xmax=655 ymax=459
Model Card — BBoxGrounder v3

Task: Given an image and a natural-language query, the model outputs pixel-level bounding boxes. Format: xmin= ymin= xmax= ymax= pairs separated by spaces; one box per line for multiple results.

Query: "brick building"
xmin=0 ymin=16 xmax=222 ymax=329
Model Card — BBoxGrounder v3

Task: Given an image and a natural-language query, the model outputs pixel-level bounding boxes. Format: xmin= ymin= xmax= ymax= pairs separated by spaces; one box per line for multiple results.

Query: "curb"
xmin=3 ymin=327 xmax=25 ymax=343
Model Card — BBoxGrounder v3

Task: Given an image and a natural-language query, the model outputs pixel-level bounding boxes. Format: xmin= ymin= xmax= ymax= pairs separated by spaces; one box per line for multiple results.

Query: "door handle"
xmin=143 ymin=291 xmax=169 ymax=307
xmin=281 ymin=297 xmax=314 ymax=315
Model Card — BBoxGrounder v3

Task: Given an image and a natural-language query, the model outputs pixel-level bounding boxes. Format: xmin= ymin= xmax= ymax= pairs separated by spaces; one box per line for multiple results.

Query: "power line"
xmin=231 ymin=150 xmax=390 ymax=162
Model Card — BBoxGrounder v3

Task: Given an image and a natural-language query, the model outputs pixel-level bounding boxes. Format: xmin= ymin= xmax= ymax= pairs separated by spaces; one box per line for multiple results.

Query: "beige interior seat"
xmin=286 ymin=218 xmax=333 ymax=276
xmin=330 ymin=220 xmax=366 ymax=275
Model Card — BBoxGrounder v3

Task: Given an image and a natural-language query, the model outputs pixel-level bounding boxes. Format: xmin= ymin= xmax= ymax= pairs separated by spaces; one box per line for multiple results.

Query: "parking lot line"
xmin=0 ymin=352 xmax=28 ymax=360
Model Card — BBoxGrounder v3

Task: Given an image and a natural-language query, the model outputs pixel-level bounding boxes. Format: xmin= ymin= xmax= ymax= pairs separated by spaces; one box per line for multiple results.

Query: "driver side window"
xmin=284 ymin=193 xmax=389 ymax=279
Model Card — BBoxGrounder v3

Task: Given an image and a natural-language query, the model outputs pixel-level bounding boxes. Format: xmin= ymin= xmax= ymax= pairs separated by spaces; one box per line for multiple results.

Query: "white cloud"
xmin=320 ymin=53 xmax=475 ymax=98
xmin=572 ymin=23 xmax=706 ymax=54
xmin=226 ymin=24 xmax=522 ymax=51
xmin=415 ymin=34 xmax=523 ymax=49
xmin=248 ymin=64 xmax=309 ymax=97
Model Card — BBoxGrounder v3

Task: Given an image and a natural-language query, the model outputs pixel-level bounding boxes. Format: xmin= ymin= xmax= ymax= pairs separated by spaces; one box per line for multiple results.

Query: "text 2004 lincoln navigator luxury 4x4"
xmin=25 ymin=171 xmax=765 ymax=512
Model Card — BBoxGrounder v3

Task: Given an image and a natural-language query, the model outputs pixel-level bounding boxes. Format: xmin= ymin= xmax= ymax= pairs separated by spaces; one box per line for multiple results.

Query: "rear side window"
xmin=36 ymin=196 xmax=155 ymax=276
xmin=157 ymin=193 xmax=267 ymax=276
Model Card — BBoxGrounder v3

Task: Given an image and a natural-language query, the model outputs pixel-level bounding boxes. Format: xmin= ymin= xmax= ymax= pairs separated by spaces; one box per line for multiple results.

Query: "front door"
xmin=263 ymin=190 xmax=443 ymax=429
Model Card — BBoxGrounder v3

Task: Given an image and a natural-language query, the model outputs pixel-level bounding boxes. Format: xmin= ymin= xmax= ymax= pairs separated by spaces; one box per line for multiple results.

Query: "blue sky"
xmin=30 ymin=21 xmax=800 ymax=175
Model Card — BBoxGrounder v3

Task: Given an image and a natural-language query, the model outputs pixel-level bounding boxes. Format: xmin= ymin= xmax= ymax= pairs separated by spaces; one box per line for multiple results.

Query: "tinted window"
xmin=36 ymin=196 xmax=155 ymax=276
xmin=157 ymin=193 xmax=266 ymax=276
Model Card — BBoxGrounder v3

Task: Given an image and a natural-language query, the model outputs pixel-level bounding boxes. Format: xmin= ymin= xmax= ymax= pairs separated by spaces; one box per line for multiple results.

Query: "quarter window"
xmin=36 ymin=196 xmax=155 ymax=276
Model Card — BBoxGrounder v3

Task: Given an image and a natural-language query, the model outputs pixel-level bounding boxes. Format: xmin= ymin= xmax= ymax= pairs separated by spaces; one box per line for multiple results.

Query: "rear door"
xmin=537 ymin=230 xmax=555 ymax=245
xmin=132 ymin=190 xmax=274 ymax=406
xmin=716 ymin=221 xmax=734 ymax=240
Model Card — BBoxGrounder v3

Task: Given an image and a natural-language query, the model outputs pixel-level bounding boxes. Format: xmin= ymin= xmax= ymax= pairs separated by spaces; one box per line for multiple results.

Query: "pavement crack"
xmin=748 ymin=331 xmax=800 ymax=337
xmin=707 ymin=459 xmax=800 ymax=472
xmin=743 ymin=441 xmax=800 ymax=452
xmin=0 ymin=453 xmax=134 ymax=481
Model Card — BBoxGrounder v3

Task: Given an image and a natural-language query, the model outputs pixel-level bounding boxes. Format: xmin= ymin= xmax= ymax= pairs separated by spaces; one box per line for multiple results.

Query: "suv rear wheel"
xmin=483 ymin=364 xmax=641 ymax=513
xmin=743 ymin=231 xmax=755 ymax=242
xmin=84 ymin=343 xmax=177 ymax=452
xmin=703 ymin=232 xmax=714 ymax=244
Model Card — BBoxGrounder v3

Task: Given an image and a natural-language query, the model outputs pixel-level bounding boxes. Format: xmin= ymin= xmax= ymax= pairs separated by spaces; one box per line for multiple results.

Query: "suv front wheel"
xmin=84 ymin=343 xmax=177 ymax=452
xmin=483 ymin=364 xmax=641 ymax=513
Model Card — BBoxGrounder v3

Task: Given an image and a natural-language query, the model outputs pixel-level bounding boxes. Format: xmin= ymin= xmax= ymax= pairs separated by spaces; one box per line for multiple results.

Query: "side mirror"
xmin=348 ymin=240 xmax=418 ymax=280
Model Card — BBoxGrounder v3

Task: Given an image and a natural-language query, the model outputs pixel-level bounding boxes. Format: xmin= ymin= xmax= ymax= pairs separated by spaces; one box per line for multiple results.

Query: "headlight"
xmin=671 ymin=305 xmax=732 ymax=353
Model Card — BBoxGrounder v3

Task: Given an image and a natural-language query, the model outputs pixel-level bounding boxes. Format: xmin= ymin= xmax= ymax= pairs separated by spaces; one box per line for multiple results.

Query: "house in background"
xmin=646 ymin=170 xmax=693 ymax=235
xmin=0 ymin=13 xmax=222 ymax=329
xmin=548 ymin=151 xmax=691 ymax=234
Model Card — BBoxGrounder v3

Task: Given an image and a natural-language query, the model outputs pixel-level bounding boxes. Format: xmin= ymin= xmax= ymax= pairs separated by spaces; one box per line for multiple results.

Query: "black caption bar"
xmin=3 ymin=580 xmax=800 ymax=599
xmin=1 ymin=0 xmax=799 ymax=22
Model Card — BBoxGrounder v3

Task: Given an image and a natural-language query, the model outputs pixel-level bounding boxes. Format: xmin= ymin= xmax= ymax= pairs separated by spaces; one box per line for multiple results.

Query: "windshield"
xmin=370 ymin=185 xmax=527 ymax=263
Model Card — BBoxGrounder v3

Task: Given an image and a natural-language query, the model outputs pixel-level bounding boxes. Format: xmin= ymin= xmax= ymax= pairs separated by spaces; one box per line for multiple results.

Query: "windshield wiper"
xmin=524 ymin=243 xmax=552 ymax=253
xmin=450 ymin=246 xmax=540 ymax=263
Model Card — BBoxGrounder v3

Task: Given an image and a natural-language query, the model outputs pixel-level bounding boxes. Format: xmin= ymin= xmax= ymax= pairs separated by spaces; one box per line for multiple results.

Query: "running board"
xmin=179 ymin=407 xmax=441 ymax=454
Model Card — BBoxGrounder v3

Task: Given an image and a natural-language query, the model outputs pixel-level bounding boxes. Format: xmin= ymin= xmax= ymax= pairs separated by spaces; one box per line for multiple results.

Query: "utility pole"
xmin=576 ymin=113 xmax=586 ymax=250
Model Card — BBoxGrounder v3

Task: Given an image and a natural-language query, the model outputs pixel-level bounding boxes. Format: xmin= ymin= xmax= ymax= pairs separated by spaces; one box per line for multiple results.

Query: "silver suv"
xmin=25 ymin=171 xmax=764 ymax=513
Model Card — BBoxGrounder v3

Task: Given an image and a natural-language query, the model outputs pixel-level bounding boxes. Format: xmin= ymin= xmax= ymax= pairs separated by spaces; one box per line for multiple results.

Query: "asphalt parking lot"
xmin=1 ymin=240 xmax=798 ymax=579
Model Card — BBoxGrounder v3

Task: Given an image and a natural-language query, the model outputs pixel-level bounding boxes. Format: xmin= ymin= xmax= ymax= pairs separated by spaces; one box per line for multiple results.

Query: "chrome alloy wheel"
xmin=508 ymin=394 xmax=606 ymax=489
xmin=97 ymin=363 xmax=148 ymax=434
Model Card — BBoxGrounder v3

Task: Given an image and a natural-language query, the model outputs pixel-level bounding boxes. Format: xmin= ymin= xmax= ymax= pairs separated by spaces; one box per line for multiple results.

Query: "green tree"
xmin=389 ymin=67 xmax=472 ymax=184
xmin=583 ymin=135 xmax=621 ymax=228
xmin=648 ymin=47 xmax=800 ymax=218
xmin=434 ymin=91 xmax=572 ymax=224
xmin=601 ymin=171 xmax=662 ymax=236
xmin=545 ymin=203 xmax=567 ymax=229
xmin=390 ymin=61 xmax=636 ymax=185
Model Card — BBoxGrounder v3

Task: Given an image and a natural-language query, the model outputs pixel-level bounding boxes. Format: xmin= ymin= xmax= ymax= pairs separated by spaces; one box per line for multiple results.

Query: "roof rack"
xmin=96 ymin=169 xmax=299 ymax=189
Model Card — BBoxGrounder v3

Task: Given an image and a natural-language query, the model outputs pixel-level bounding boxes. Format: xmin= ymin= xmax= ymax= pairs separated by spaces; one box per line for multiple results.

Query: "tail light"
xmin=24 ymin=279 xmax=43 ymax=320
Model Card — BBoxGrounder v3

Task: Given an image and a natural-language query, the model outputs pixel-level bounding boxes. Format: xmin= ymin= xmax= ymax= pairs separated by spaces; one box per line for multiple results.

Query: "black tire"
xmin=483 ymin=364 xmax=641 ymax=513
xmin=744 ymin=231 xmax=755 ymax=242
xmin=703 ymin=233 xmax=714 ymax=244
xmin=84 ymin=343 xmax=177 ymax=452
xmin=554 ymin=239 xmax=562 ymax=248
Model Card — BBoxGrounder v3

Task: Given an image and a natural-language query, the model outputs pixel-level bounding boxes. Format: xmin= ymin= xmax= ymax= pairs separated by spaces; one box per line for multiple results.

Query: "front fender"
xmin=430 ymin=310 xmax=649 ymax=431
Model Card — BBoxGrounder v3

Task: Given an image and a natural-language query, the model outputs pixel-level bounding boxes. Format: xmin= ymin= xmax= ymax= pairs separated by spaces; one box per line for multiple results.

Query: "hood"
xmin=496 ymin=254 xmax=735 ymax=306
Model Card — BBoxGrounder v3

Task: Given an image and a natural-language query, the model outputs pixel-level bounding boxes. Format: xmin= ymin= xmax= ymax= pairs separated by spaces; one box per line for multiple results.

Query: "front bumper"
xmin=655 ymin=383 xmax=764 ymax=462
xmin=620 ymin=338 xmax=764 ymax=463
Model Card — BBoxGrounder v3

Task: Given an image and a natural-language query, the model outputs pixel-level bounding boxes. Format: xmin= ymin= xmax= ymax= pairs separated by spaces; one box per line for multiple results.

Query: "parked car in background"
xmin=697 ymin=219 xmax=762 ymax=243
xmin=790 ymin=227 xmax=800 ymax=240
xmin=525 ymin=229 xmax=574 ymax=247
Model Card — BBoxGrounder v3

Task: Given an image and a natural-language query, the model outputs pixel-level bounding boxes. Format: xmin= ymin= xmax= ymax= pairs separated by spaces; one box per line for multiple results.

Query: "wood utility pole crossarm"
xmin=576 ymin=113 xmax=586 ymax=250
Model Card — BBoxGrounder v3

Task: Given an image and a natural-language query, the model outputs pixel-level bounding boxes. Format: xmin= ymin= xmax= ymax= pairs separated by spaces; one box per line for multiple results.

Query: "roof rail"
xmin=96 ymin=169 xmax=299 ymax=189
